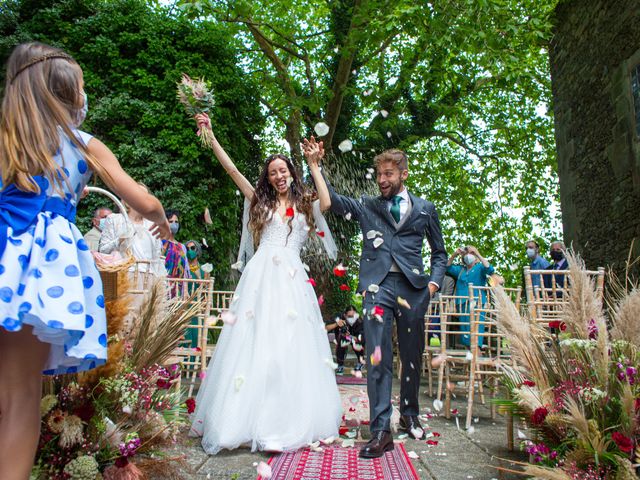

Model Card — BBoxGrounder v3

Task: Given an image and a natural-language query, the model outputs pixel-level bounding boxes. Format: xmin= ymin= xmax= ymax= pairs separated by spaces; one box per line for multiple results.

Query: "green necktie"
xmin=390 ymin=195 xmax=402 ymax=223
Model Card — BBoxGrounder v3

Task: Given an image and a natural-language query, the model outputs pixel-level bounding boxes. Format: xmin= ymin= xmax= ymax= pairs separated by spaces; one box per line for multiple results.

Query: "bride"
xmin=189 ymin=114 xmax=342 ymax=454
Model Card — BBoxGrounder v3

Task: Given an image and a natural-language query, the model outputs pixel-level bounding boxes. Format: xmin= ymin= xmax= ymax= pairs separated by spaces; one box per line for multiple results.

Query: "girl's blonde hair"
xmin=0 ymin=42 xmax=108 ymax=193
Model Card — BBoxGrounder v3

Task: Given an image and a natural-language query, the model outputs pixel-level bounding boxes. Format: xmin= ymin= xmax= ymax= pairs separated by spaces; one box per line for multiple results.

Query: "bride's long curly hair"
xmin=249 ymin=154 xmax=315 ymax=246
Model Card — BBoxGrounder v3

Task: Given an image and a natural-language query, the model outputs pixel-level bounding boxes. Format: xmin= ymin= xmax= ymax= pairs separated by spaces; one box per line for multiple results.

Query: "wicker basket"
xmin=86 ymin=186 xmax=135 ymax=301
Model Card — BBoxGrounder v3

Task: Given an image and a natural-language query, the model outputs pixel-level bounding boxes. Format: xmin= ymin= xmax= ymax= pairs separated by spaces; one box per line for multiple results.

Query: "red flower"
xmin=612 ymin=431 xmax=633 ymax=453
xmin=426 ymin=440 xmax=439 ymax=445
xmin=317 ymin=231 xmax=325 ymax=238
xmin=307 ymin=278 xmax=317 ymax=287
xmin=333 ymin=264 xmax=347 ymax=277
xmin=285 ymin=207 xmax=294 ymax=217
xmin=185 ymin=397 xmax=196 ymax=414
xmin=373 ymin=305 xmax=384 ymax=317
xmin=531 ymin=407 xmax=548 ymax=426
xmin=339 ymin=426 xmax=349 ymax=436
xmin=548 ymin=321 xmax=566 ymax=331
xmin=522 ymin=380 xmax=536 ymax=387
xmin=451 ymin=408 xmax=459 ymax=415
xmin=339 ymin=284 xmax=351 ymax=291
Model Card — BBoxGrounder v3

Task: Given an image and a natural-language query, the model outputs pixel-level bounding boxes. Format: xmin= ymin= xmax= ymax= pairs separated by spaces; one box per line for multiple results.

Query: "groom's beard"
xmin=378 ymin=181 xmax=403 ymax=199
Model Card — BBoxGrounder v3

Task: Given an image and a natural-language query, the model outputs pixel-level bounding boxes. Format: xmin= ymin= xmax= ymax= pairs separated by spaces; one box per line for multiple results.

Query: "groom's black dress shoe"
xmin=359 ymin=430 xmax=394 ymax=459
xmin=399 ymin=415 xmax=424 ymax=439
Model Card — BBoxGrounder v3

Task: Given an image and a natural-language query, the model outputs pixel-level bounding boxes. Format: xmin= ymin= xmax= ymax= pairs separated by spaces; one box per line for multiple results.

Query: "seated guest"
xmin=446 ymin=245 xmax=494 ymax=347
xmin=325 ymin=305 xmax=365 ymax=375
xmin=84 ymin=205 xmax=112 ymax=251
xmin=526 ymin=239 xmax=550 ymax=290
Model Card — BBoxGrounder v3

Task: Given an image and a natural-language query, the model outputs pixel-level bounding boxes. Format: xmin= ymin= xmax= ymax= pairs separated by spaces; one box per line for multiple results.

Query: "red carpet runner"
xmin=257 ymin=444 xmax=419 ymax=480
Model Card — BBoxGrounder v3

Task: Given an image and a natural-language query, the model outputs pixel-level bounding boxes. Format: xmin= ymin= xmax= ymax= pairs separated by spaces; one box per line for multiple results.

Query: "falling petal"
xmin=317 ymin=294 xmax=325 ymax=306
xmin=338 ymin=139 xmax=353 ymax=153
xmin=367 ymin=284 xmax=380 ymax=293
xmin=433 ymin=399 xmax=443 ymax=411
xmin=367 ymin=168 xmax=374 ymax=174
xmin=221 ymin=310 xmax=237 ymax=325
xmin=333 ymin=263 xmax=347 ymax=277
xmin=246 ymin=310 xmax=254 ymax=320
xmin=309 ymin=441 xmax=320 ymax=449
xmin=373 ymin=237 xmax=384 ymax=248
xmin=365 ymin=173 xmax=372 ymax=180
xmin=303 ymin=263 xmax=310 ymax=272
xmin=386 ymin=131 xmax=392 ymax=138
xmin=198 ymin=371 xmax=206 ymax=379
xmin=345 ymin=212 xmax=352 ymax=220
xmin=517 ymin=429 xmax=527 ymax=439
xmin=303 ymin=225 xmax=311 ymax=231
xmin=465 ymin=351 xmax=473 ymax=360
xmin=307 ymin=278 xmax=317 ymax=287
xmin=473 ymin=417 xmax=479 ymax=423
xmin=232 ymin=294 xmax=240 ymax=305
xmin=363 ymin=89 xmax=373 ymax=96
xmin=339 ymin=284 xmax=351 ymax=291
xmin=234 ymin=375 xmax=244 ymax=391
xmin=256 ymin=461 xmax=272 ymax=479
xmin=235 ymin=190 xmax=240 ymax=196
xmin=201 ymin=262 xmax=213 ymax=273
xmin=207 ymin=315 xmax=218 ymax=327
xmin=204 ymin=207 xmax=212 ymax=225
xmin=380 ymin=110 xmax=389 ymax=118
xmin=289 ymin=268 xmax=297 ymax=278
xmin=202 ymin=237 xmax=209 ymax=248
xmin=314 ymin=122 xmax=330 ymax=137
xmin=397 ymin=433 xmax=409 ymax=440
xmin=397 ymin=296 xmax=411 ymax=309
xmin=412 ymin=268 xmax=420 ymax=274
xmin=370 ymin=345 xmax=382 ymax=365
xmin=231 ymin=260 xmax=244 ymax=270
xmin=366 ymin=230 xmax=382 ymax=239
xmin=353 ymin=370 xmax=363 ymax=378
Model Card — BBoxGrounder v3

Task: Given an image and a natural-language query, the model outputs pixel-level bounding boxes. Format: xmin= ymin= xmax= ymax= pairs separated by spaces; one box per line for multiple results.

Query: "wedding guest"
xmin=186 ymin=239 xmax=206 ymax=279
xmin=0 ymin=42 xmax=169 ymax=480
xmin=544 ymin=240 xmax=569 ymax=291
xmin=325 ymin=305 xmax=365 ymax=374
xmin=162 ymin=209 xmax=191 ymax=280
xmin=525 ymin=239 xmax=550 ymax=290
xmin=84 ymin=205 xmax=112 ymax=250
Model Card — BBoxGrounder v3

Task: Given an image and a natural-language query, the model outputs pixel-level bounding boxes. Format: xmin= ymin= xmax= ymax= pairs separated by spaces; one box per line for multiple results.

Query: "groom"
xmin=325 ymin=149 xmax=447 ymax=458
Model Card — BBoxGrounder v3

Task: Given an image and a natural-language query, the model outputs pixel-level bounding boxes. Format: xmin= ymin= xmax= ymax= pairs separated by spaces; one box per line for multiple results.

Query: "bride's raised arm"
xmin=194 ymin=113 xmax=254 ymax=200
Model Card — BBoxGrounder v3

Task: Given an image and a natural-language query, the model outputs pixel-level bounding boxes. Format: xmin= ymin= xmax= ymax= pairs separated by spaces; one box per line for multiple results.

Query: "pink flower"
xmin=612 ymin=431 xmax=633 ymax=453
xmin=307 ymin=278 xmax=317 ymax=287
xmin=185 ymin=397 xmax=196 ymax=414
xmin=531 ymin=407 xmax=548 ymax=426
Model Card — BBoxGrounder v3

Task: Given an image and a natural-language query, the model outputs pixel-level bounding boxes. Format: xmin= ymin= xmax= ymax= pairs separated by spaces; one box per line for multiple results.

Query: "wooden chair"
xmin=166 ymin=277 xmax=216 ymax=397
xmin=204 ymin=290 xmax=235 ymax=365
xmin=524 ymin=266 xmax=605 ymax=326
xmin=423 ymin=299 xmax=442 ymax=396
xmin=438 ymin=294 xmax=476 ymax=417
xmin=465 ymin=285 xmax=522 ymax=431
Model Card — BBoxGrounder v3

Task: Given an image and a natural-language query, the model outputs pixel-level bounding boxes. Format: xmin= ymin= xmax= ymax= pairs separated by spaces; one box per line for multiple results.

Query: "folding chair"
xmin=423 ymin=299 xmax=442 ymax=397
xmin=465 ymin=285 xmax=522 ymax=430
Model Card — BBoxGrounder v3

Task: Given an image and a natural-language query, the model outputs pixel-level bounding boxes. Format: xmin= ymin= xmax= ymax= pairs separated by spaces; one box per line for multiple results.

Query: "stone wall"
xmin=549 ymin=0 xmax=640 ymax=274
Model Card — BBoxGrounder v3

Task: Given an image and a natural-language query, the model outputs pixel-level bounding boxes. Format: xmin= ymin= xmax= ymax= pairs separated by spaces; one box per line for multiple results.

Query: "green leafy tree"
xmin=0 ymin=0 xmax=265 ymax=287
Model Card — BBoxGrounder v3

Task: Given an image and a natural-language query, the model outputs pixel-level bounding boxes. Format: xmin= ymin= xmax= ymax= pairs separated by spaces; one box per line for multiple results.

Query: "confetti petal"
xmin=397 ymin=296 xmax=411 ymax=309
xmin=365 ymin=173 xmax=372 ymax=180
xmin=314 ymin=122 xmax=330 ymax=137
xmin=201 ymin=262 xmax=213 ymax=273
xmin=367 ymin=284 xmax=380 ymax=293
xmin=317 ymin=295 xmax=325 ymax=306
xmin=380 ymin=109 xmax=389 ymax=118
xmin=333 ymin=263 xmax=347 ymax=277
xmin=321 ymin=436 xmax=335 ymax=445
xmin=341 ymin=438 xmax=355 ymax=448
xmin=386 ymin=131 xmax=392 ymax=138
xmin=345 ymin=212 xmax=352 ymax=220
xmin=433 ymin=399 xmax=443 ymax=411
xmin=303 ymin=263 xmax=310 ymax=272
xmin=202 ymin=237 xmax=209 ymax=248
xmin=465 ymin=351 xmax=473 ymax=360
xmin=220 ymin=310 xmax=237 ymax=325
xmin=289 ymin=268 xmax=297 ymax=278
xmin=353 ymin=370 xmax=363 ymax=378
xmin=287 ymin=309 xmax=297 ymax=320
xmin=411 ymin=427 xmax=424 ymax=439
xmin=338 ymin=139 xmax=353 ymax=153
xmin=257 ymin=461 xmax=272 ymax=479
xmin=203 ymin=207 xmax=212 ymax=225
xmin=370 ymin=345 xmax=382 ymax=365
xmin=407 ymin=450 xmax=419 ymax=459
xmin=373 ymin=237 xmax=384 ymax=248
xmin=234 ymin=375 xmax=244 ymax=391
xmin=366 ymin=230 xmax=382 ymax=239
xmin=286 ymin=176 xmax=293 ymax=187
xmin=231 ymin=260 xmax=244 ymax=270
xmin=412 ymin=268 xmax=420 ymax=274
xmin=317 ymin=231 xmax=325 ymax=238
xmin=307 ymin=278 xmax=317 ymax=287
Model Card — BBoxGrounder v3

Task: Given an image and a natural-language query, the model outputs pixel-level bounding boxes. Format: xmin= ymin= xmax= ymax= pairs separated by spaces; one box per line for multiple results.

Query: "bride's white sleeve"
xmin=312 ymin=199 xmax=337 ymax=261
xmin=236 ymin=197 xmax=254 ymax=272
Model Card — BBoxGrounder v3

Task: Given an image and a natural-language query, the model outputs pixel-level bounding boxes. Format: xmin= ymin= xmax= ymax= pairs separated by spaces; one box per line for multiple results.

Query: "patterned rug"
xmin=336 ymin=374 xmax=367 ymax=385
xmin=257 ymin=444 xmax=419 ymax=480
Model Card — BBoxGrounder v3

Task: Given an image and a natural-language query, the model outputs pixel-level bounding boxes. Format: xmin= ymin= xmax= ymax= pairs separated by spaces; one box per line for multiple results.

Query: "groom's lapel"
xmin=398 ymin=193 xmax=422 ymax=231
xmin=396 ymin=195 xmax=413 ymax=230
xmin=375 ymin=196 xmax=396 ymax=229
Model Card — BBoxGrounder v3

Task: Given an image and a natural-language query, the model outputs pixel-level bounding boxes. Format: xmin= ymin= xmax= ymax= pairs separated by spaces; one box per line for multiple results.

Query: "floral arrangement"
xmin=32 ymin=280 xmax=203 ymax=479
xmin=494 ymin=253 xmax=640 ymax=479
xmin=176 ymin=74 xmax=215 ymax=148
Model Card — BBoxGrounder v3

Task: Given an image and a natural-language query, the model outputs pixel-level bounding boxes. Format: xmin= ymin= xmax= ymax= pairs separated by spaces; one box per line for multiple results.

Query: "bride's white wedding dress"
xmin=190 ymin=205 xmax=342 ymax=454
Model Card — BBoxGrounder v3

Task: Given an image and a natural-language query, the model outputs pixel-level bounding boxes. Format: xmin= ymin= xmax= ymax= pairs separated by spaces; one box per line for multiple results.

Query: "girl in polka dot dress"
xmin=0 ymin=42 xmax=171 ymax=480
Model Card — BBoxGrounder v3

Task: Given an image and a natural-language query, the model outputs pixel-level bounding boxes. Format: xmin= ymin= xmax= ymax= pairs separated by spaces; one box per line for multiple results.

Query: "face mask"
xmin=550 ymin=250 xmax=564 ymax=261
xmin=169 ymin=222 xmax=179 ymax=235
xmin=526 ymin=248 xmax=536 ymax=259
xmin=98 ymin=218 xmax=106 ymax=231
xmin=187 ymin=249 xmax=198 ymax=261
xmin=74 ymin=92 xmax=88 ymax=127
xmin=346 ymin=313 xmax=359 ymax=326
xmin=464 ymin=254 xmax=476 ymax=266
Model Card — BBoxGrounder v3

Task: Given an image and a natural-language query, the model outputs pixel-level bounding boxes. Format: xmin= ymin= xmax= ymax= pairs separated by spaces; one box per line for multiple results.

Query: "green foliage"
xmin=0 ymin=0 xmax=264 ymax=287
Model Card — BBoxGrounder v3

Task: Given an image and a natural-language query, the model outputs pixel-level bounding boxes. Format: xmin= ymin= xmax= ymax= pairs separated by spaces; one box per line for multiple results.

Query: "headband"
xmin=8 ymin=52 xmax=75 ymax=84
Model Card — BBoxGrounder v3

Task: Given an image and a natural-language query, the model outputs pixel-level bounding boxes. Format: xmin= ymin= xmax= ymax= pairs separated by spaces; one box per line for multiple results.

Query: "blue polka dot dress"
xmin=0 ymin=130 xmax=107 ymax=375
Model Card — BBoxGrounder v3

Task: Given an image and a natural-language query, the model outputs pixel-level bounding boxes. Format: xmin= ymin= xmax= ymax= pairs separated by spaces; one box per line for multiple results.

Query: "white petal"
xmin=365 ymin=173 xmax=372 ymax=180
xmin=341 ymin=438 xmax=355 ymax=448
xmin=202 ymin=237 xmax=209 ymax=247
xmin=231 ymin=260 xmax=244 ymax=270
xmin=246 ymin=310 xmax=254 ymax=320
xmin=467 ymin=426 xmax=475 ymax=435
xmin=308 ymin=441 xmax=320 ymax=449
xmin=386 ymin=131 xmax=392 ymax=138
xmin=303 ymin=263 xmax=310 ymax=272
xmin=314 ymin=122 xmax=330 ymax=137
xmin=366 ymin=230 xmax=378 ymax=239
xmin=367 ymin=168 xmax=374 ymax=174
xmin=367 ymin=284 xmax=380 ymax=293
xmin=321 ymin=436 xmax=335 ymax=444
xmin=221 ymin=310 xmax=237 ymax=325
xmin=380 ymin=109 xmax=389 ymax=118
xmin=345 ymin=212 xmax=352 ymax=220
xmin=289 ymin=268 xmax=297 ymax=278
xmin=373 ymin=237 xmax=384 ymax=248
xmin=234 ymin=375 xmax=244 ymax=391
xmin=412 ymin=268 xmax=420 ymax=274
xmin=433 ymin=399 xmax=443 ymax=411
xmin=201 ymin=262 xmax=213 ymax=272
xmin=346 ymin=431 xmax=357 ymax=438
xmin=407 ymin=450 xmax=419 ymax=459
xmin=232 ymin=294 xmax=240 ymax=305
xmin=235 ymin=189 xmax=240 ymax=196
xmin=410 ymin=427 xmax=424 ymax=439
xmin=397 ymin=433 xmax=408 ymax=440
xmin=287 ymin=309 xmax=297 ymax=320
xmin=286 ymin=176 xmax=293 ymax=187
xmin=363 ymin=89 xmax=373 ymax=96
xmin=465 ymin=351 xmax=473 ymax=360
xmin=338 ymin=139 xmax=353 ymax=153
xmin=397 ymin=296 xmax=411 ymax=309
xmin=256 ymin=461 xmax=272 ymax=479
xmin=517 ymin=429 xmax=527 ymax=439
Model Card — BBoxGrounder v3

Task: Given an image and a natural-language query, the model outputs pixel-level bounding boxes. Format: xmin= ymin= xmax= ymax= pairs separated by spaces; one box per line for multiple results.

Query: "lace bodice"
xmin=258 ymin=212 xmax=309 ymax=253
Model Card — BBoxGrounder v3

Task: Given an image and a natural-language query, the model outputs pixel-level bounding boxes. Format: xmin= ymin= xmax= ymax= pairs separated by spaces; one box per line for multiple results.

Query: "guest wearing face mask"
xmin=84 ymin=206 xmax=112 ymax=251
xmin=544 ymin=240 xmax=568 ymax=291
xmin=325 ymin=305 xmax=366 ymax=375
xmin=525 ymin=240 xmax=550 ymax=290
xmin=161 ymin=209 xmax=191 ymax=281
xmin=185 ymin=239 xmax=206 ymax=280
xmin=446 ymin=246 xmax=495 ymax=347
